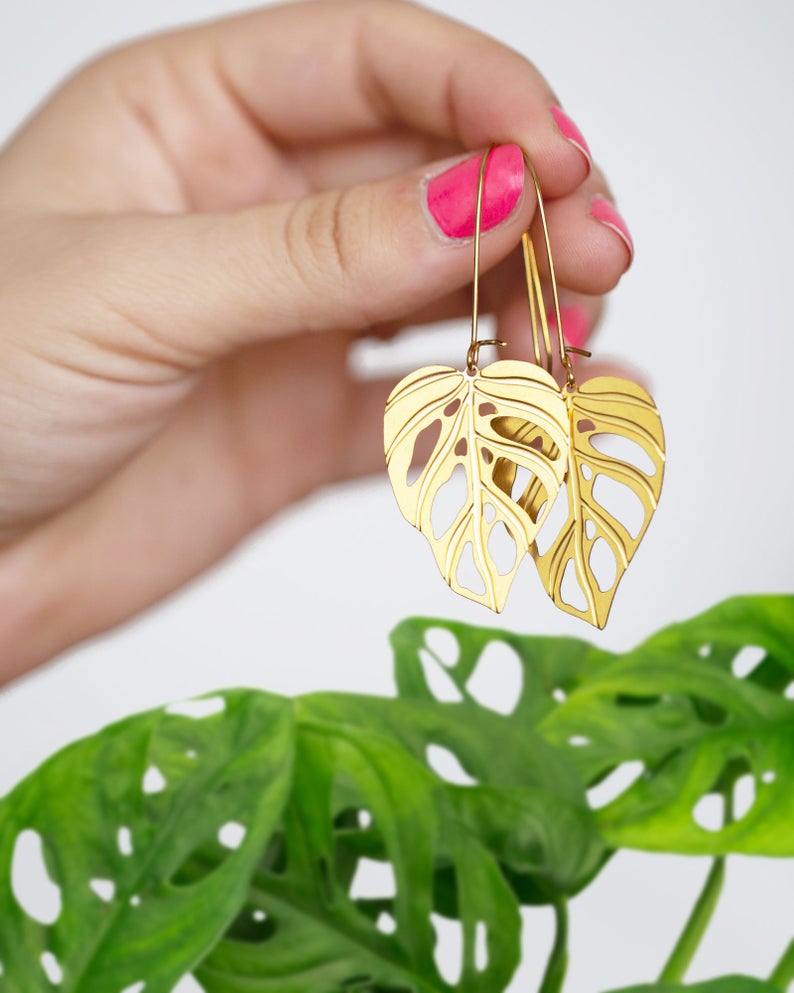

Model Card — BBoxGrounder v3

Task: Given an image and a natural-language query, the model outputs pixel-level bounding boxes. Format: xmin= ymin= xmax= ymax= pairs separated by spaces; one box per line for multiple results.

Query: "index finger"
xmin=157 ymin=0 xmax=592 ymax=198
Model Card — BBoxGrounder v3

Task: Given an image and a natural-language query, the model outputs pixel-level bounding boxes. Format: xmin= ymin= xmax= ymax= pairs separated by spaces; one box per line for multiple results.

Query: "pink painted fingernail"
xmin=590 ymin=195 xmax=634 ymax=263
xmin=547 ymin=302 xmax=592 ymax=351
xmin=425 ymin=145 xmax=525 ymax=240
xmin=550 ymin=106 xmax=592 ymax=171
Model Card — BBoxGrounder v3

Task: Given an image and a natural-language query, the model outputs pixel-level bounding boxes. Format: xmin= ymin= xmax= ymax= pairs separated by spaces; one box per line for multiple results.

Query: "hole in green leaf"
xmin=568 ymin=735 xmax=590 ymax=747
xmin=218 ymin=822 xmax=247 ymax=850
xmin=424 ymin=628 xmax=459 ymax=668
xmin=587 ymin=761 xmax=645 ymax=809
xmin=11 ymin=830 xmax=62 ymax=926
xmin=784 ymin=681 xmax=794 ymax=700
xmin=733 ymin=773 xmax=756 ymax=820
xmin=142 ymin=766 xmax=166 ymax=795
xmin=693 ymin=793 xmax=725 ymax=832
xmin=425 ymin=744 xmax=478 ymax=786
xmin=407 ymin=419 xmax=442 ymax=487
xmin=40 ymin=951 xmax=63 ymax=985
xmin=172 ymin=977 xmax=206 ymax=993
xmin=475 ymin=922 xmax=488 ymax=972
xmin=130 ymin=895 xmax=141 ymax=907
xmin=117 ymin=826 xmax=133 ymax=857
xmin=89 ymin=878 xmax=115 ymax=903
xmin=349 ymin=859 xmax=396 ymax=900
xmin=165 ymin=696 xmax=225 ymax=719
xmin=431 ymin=912 xmax=463 ymax=985
xmin=119 ymin=983 xmax=145 ymax=993
xmin=418 ymin=649 xmax=463 ymax=703
xmin=376 ymin=911 xmax=397 ymax=934
xmin=762 ymin=770 xmax=777 ymax=785
xmin=698 ymin=644 xmax=712 ymax=658
xmin=731 ymin=646 xmax=766 ymax=679
xmin=552 ymin=687 xmax=567 ymax=703
xmin=226 ymin=906 xmax=277 ymax=944
xmin=466 ymin=641 xmax=522 ymax=715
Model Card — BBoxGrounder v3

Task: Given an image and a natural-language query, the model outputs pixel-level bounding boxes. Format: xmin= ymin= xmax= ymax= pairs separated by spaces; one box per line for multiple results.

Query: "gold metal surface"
xmin=383 ymin=145 xmax=666 ymax=626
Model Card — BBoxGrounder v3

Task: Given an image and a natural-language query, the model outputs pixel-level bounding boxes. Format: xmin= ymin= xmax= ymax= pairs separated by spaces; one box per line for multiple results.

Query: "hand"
xmin=0 ymin=0 xmax=633 ymax=681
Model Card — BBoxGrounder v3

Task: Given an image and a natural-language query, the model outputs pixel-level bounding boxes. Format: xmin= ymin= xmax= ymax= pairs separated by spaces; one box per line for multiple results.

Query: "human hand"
xmin=0 ymin=0 xmax=633 ymax=681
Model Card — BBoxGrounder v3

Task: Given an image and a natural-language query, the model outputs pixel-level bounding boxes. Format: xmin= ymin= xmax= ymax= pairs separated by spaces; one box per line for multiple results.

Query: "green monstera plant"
xmin=1 ymin=595 xmax=793 ymax=993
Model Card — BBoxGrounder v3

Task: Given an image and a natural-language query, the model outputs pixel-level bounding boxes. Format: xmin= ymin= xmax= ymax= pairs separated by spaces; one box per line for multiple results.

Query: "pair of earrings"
xmin=383 ymin=147 xmax=665 ymax=628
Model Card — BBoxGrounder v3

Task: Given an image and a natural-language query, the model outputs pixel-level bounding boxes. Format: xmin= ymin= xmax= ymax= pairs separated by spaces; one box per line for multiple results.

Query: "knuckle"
xmin=286 ymin=187 xmax=363 ymax=294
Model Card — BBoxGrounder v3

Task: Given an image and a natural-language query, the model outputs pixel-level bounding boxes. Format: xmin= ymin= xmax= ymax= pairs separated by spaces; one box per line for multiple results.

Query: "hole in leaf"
xmin=693 ymin=793 xmax=725 ymax=832
xmin=218 ymin=822 xmax=247 ymax=850
xmin=561 ymin=559 xmax=588 ymax=611
xmin=165 ymin=696 xmax=225 ymax=719
xmin=483 ymin=502 xmax=496 ymax=524
xmin=491 ymin=418 xmax=560 ymax=460
xmin=786 ymin=682 xmax=794 ymax=700
xmin=585 ymin=519 xmax=596 ymax=540
xmin=698 ymin=645 xmax=712 ymax=658
xmin=12 ymin=830 xmax=62 ymax=925
xmin=535 ymin=484 xmax=569 ymax=556
xmin=580 ymin=463 xmax=593 ymax=481
xmin=466 ymin=641 xmax=522 ymax=715
xmin=425 ymin=744 xmax=478 ymax=786
xmin=454 ymin=438 xmax=468 ymax=457
xmin=731 ymin=646 xmax=766 ymax=679
xmin=117 ymin=826 xmax=133 ymax=857
xmin=589 ymin=537 xmax=617 ymax=593
xmin=589 ymin=433 xmax=657 ymax=476
xmin=510 ymin=465 xmax=533 ymax=503
xmin=349 ymin=859 xmax=396 ymax=900
xmin=455 ymin=542 xmax=486 ymax=596
xmin=552 ymin=688 xmax=567 ymax=703
xmin=761 ymin=770 xmax=777 ymax=785
xmin=424 ymin=628 xmax=459 ymax=668
xmin=40 ymin=951 xmax=63 ymax=985
xmin=577 ymin=418 xmax=596 ymax=434
xmin=733 ymin=773 xmax=756 ymax=820
xmin=481 ymin=447 xmax=493 ymax=465
xmin=431 ymin=913 xmax=463 ymax=986
xmin=587 ymin=761 xmax=645 ymax=809
xmin=487 ymin=521 xmax=517 ymax=576
xmin=171 ymin=977 xmax=206 ymax=993
xmin=431 ymin=464 xmax=468 ymax=539
xmin=569 ymin=735 xmax=590 ymax=746
xmin=358 ymin=810 xmax=373 ymax=829
xmin=479 ymin=402 xmax=496 ymax=416
xmin=592 ymin=475 xmax=645 ymax=539
xmin=475 ymin=921 xmax=488 ymax=972
xmin=444 ymin=399 xmax=461 ymax=417
xmin=142 ymin=766 xmax=167 ymax=795
xmin=185 ymin=750 xmax=198 ymax=760
xmin=89 ymin=878 xmax=115 ymax=903
xmin=226 ymin=906 xmax=277 ymax=944
xmin=119 ymin=984 xmax=145 ymax=993
xmin=130 ymin=895 xmax=141 ymax=907
xmin=377 ymin=911 xmax=397 ymax=934
xmin=418 ymin=649 xmax=463 ymax=703
xmin=407 ymin=420 xmax=442 ymax=486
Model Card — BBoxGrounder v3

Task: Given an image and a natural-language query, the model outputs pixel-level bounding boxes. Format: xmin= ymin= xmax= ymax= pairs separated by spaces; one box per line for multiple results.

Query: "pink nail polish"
xmin=590 ymin=196 xmax=634 ymax=262
xmin=425 ymin=145 xmax=525 ymax=240
xmin=550 ymin=106 xmax=592 ymax=171
xmin=547 ymin=303 xmax=591 ymax=351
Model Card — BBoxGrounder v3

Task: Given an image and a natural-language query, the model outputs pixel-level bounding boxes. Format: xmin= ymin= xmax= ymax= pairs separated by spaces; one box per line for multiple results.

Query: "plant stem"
xmin=538 ymin=898 xmax=568 ymax=993
xmin=769 ymin=937 xmax=794 ymax=989
xmin=658 ymin=857 xmax=725 ymax=984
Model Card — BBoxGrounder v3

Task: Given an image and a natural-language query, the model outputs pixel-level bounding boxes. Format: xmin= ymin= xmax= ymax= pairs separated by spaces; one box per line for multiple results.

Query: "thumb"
xmin=94 ymin=144 xmax=533 ymax=363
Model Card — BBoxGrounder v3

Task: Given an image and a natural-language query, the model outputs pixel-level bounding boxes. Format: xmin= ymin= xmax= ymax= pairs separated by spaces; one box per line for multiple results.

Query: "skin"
xmin=0 ymin=0 xmax=631 ymax=684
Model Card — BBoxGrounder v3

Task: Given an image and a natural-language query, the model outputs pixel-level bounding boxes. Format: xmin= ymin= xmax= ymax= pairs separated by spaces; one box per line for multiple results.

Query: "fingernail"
xmin=590 ymin=195 xmax=634 ymax=263
xmin=550 ymin=106 xmax=592 ymax=171
xmin=547 ymin=303 xmax=592 ymax=351
xmin=425 ymin=145 xmax=525 ymax=240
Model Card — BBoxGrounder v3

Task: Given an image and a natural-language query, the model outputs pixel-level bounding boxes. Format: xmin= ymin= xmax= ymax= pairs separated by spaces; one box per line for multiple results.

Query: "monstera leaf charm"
xmin=384 ymin=360 xmax=568 ymax=611
xmin=532 ymin=377 xmax=666 ymax=628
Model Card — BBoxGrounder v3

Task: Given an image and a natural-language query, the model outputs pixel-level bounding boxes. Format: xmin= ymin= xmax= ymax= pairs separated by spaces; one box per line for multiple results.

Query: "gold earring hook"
xmin=466 ymin=144 xmax=591 ymax=384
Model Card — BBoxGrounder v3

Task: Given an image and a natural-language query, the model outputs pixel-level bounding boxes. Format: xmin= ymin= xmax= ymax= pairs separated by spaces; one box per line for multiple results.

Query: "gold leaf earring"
xmin=384 ymin=146 xmax=665 ymax=627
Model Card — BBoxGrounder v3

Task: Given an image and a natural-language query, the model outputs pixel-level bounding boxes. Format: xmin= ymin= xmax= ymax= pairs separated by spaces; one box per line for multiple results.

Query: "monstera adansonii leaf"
xmin=384 ymin=360 xmax=568 ymax=611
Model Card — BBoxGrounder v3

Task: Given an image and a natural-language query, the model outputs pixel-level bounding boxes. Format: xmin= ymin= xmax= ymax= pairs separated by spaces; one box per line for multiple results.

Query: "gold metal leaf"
xmin=531 ymin=376 xmax=666 ymax=629
xmin=384 ymin=359 xmax=569 ymax=611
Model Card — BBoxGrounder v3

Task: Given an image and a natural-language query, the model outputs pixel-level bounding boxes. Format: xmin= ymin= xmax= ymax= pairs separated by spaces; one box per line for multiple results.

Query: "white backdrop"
xmin=1 ymin=1 xmax=792 ymax=990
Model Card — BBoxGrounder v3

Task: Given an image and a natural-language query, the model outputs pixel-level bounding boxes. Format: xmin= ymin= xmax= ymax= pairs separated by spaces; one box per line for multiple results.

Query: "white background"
xmin=1 ymin=1 xmax=793 ymax=990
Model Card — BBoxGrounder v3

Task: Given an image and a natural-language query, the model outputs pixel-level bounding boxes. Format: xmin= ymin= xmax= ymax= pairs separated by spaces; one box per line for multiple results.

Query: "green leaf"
xmin=602 ymin=979 xmax=782 ymax=993
xmin=196 ymin=715 xmax=522 ymax=993
xmin=0 ymin=690 xmax=294 ymax=993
